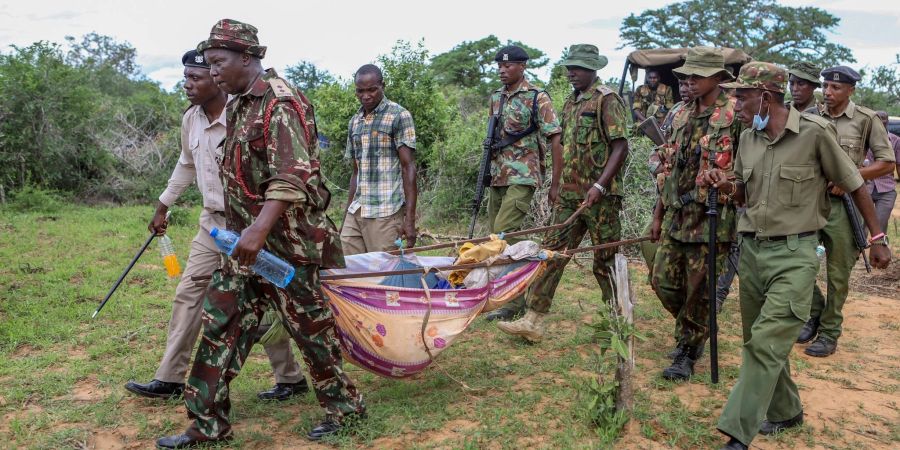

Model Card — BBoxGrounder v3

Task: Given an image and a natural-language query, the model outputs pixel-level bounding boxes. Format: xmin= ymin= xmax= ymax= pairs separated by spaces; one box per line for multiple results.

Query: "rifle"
xmin=469 ymin=112 xmax=501 ymax=238
xmin=92 ymin=211 xmax=170 ymax=318
xmin=638 ymin=116 xmax=666 ymax=147
xmin=840 ymin=193 xmax=872 ymax=273
xmin=706 ymin=186 xmax=720 ymax=384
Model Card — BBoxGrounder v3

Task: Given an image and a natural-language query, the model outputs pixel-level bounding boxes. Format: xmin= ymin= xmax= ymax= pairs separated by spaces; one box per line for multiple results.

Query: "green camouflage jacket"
xmin=220 ymin=69 xmax=344 ymax=273
xmin=633 ymin=83 xmax=675 ymax=121
xmin=489 ymin=79 xmax=562 ymax=187
xmin=560 ymin=78 xmax=629 ymax=196
xmin=660 ymin=90 xmax=742 ymax=243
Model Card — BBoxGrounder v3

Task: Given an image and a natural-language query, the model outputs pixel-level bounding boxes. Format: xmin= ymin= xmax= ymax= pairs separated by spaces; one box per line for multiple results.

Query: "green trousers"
xmin=810 ymin=197 xmax=860 ymax=341
xmin=487 ymin=184 xmax=535 ymax=314
xmin=717 ymin=234 xmax=818 ymax=446
xmin=651 ymin=235 xmax=731 ymax=348
xmin=526 ymin=194 xmax=622 ymax=313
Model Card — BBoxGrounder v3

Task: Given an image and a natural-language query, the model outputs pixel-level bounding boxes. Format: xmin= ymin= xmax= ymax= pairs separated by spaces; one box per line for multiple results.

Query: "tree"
xmin=430 ymin=35 xmax=549 ymax=96
xmin=379 ymin=40 xmax=451 ymax=168
xmin=65 ymin=32 xmax=139 ymax=77
xmin=856 ymin=54 xmax=900 ymax=115
xmin=285 ymin=60 xmax=335 ymax=93
xmin=618 ymin=0 xmax=854 ymax=68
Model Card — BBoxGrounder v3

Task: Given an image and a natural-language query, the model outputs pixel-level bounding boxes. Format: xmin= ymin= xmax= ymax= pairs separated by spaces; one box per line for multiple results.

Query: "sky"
xmin=1 ymin=0 xmax=898 ymax=91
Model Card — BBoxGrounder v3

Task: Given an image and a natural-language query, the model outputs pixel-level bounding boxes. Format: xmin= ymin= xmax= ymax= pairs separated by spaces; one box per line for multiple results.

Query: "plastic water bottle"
xmin=209 ymin=228 xmax=295 ymax=288
xmin=815 ymin=244 xmax=826 ymax=259
xmin=158 ymin=234 xmax=181 ymax=278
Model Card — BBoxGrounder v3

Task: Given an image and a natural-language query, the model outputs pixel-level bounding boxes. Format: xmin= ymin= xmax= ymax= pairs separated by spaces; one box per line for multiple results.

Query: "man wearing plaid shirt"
xmin=342 ymin=64 xmax=418 ymax=254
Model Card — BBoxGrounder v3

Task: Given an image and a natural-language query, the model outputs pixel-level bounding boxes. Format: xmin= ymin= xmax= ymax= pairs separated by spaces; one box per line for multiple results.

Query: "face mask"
xmin=752 ymin=94 xmax=770 ymax=131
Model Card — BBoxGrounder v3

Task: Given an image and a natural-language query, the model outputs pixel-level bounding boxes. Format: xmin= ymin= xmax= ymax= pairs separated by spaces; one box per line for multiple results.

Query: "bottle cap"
xmin=210 ymin=227 xmax=219 ymax=237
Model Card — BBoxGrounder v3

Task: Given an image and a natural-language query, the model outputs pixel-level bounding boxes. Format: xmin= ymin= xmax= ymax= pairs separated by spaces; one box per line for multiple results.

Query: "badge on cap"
xmin=195 ymin=55 xmax=204 ymax=64
xmin=503 ymin=54 xmax=509 ymax=61
xmin=833 ymin=73 xmax=839 ymax=81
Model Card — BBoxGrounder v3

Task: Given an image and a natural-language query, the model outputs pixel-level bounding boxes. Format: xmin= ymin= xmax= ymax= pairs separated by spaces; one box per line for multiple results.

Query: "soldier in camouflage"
xmin=482 ymin=45 xmax=563 ymax=322
xmin=787 ymin=61 xmax=822 ymax=113
xmin=633 ymin=68 xmax=675 ymax=123
xmin=649 ymin=47 xmax=743 ymax=381
xmin=156 ymin=19 xmax=364 ymax=449
xmin=497 ymin=44 xmax=629 ymax=342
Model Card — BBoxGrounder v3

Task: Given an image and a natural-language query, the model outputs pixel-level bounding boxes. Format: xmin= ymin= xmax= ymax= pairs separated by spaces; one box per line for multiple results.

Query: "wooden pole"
xmin=612 ymin=253 xmax=635 ymax=413
xmin=321 ymin=236 xmax=651 ymax=281
xmin=385 ymin=204 xmax=589 ymax=255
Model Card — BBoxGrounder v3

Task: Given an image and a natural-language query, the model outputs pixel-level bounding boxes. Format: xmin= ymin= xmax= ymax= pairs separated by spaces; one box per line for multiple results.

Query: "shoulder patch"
xmin=268 ymin=78 xmax=294 ymax=99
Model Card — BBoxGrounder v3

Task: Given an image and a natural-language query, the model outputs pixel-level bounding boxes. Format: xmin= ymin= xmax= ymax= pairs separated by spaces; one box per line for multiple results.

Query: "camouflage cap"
xmin=560 ymin=44 xmax=608 ymax=71
xmin=719 ymin=61 xmax=787 ymax=94
xmin=197 ymin=19 xmax=266 ymax=59
xmin=672 ymin=46 xmax=734 ymax=81
xmin=788 ymin=61 xmax=821 ymax=86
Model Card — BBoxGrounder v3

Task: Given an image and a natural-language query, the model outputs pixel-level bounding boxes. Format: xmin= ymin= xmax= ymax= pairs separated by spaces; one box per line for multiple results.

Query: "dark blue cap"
xmin=182 ymin=49 xmax=209 ymax=69
xmin=494 ymin=45 xmax=529 ymax=63
xmin=821 ymin=66 xmax=860 ymax=85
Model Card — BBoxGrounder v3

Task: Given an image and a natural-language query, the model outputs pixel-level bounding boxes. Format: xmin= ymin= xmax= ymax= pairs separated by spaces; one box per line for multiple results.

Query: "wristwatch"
xmin=592 ymin=182 xmax=608 ymax=195
xmin=868 ymin=233 xmax=889 ymax=246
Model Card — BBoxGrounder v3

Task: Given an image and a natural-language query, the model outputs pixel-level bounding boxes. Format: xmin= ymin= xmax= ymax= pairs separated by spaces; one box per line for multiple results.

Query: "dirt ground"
xmin=3 ymin=201 xmax=898 ymax=449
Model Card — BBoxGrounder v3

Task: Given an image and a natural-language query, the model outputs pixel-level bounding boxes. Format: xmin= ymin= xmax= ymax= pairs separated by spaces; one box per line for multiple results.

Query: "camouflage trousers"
xmin=527 ymin=194 xmax=622 ymax=314
xmin=183 ymin=266 xmax=364 ymax=440
xmin=650 ymin=235 xmax=731 ymax=348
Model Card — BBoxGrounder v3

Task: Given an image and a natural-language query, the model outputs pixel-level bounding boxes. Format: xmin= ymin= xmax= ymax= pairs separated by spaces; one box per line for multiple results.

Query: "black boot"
xmin=484 ymin=308 xmax=518 ymax=322
xmin=804 ymin=335 xmax=837 ymax=357
xmin=156 ymin=433 xmax=230 ymax=449
xmin=720 ymin=437 xmax=747 ymax=450
xmin=306 ymin=412 xmax=366 ymax=441
xmin=760 ymin=411 xmax=803 ymax=435
xmin=662 ymin=345 xmax=699 ymax=381
xmin=257 ymin=380 xmax=309 ymax=401
xmin=796 ymin=317 xmax=819 ymax=344
xmin=124 ymin=379 xmax=184 ymax=399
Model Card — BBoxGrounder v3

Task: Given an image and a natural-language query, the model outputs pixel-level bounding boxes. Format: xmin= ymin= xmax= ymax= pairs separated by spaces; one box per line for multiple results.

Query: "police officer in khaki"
xmin=702 ymin=62 xmax=891 ymax=450
xmin=798 ymin=66 xmax=896 ymax=357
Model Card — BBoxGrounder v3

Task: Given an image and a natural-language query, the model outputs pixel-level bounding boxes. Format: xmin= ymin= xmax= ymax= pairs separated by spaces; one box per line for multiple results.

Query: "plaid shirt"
xmin=345 ymin=97 xmax=416 ymax=218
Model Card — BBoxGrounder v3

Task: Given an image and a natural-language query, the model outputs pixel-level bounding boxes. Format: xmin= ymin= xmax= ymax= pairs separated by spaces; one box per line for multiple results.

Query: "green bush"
xmin=4 ymin=185 xmax=69 ymax=213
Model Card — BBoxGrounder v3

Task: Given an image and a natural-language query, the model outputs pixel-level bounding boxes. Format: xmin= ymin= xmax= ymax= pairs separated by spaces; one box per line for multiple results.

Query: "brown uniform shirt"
xmin=735 ymin=107 xmax=864 ymax=237
xmin=820 ymin=100 xmax=895 ymax=166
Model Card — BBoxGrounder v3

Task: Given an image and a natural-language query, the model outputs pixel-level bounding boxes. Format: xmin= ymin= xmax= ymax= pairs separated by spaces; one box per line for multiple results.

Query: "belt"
xmin=740 ymin=231 xmax=816 ymax=241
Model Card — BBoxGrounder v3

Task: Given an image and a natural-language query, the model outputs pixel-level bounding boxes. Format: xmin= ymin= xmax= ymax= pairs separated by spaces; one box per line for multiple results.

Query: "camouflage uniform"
xmin=486 ymin=78 xmax=561 ymax=315
xmin=650 ymin=88 xmax=741 ymax=350
xmin=633 ymin=83 xmax=675 ymax=122
xmin=527 ymin=78 xmax=628 ymax=312
xmin=181 ymin=54 xmax=364 ymax=440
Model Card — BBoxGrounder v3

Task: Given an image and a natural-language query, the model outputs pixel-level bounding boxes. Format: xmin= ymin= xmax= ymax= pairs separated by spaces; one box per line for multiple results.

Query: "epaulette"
xmin=800 ymin=111 xmax=832 ymax=129
xmin=854 ymin=104 xmax=878 ymax=119
xmin=596 ymin=85 xmax=615 ymax=96
xmin=268 ymin=77 xmax=294 ymax=99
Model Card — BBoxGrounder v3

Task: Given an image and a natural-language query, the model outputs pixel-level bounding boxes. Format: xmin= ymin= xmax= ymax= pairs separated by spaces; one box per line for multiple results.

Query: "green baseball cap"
xmin=560 ymin=44 xmax=608 ymax=71
xmin=788 ymin=61 xmax=822 ymax=86
xmin=720 ymin=61 xmax=787 ymax=94
xmin=673 ymin=46 xmax=734 ymax=81
xmin=197 ymin=19 xmax=267 ymax=59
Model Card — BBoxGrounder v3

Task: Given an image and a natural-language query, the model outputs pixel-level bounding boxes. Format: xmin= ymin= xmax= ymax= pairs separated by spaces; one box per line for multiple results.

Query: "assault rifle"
xmin=841 ymin=193 xmax=872 ymax=273
xmin=468 ymin=111 xmax=502 ymax=238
